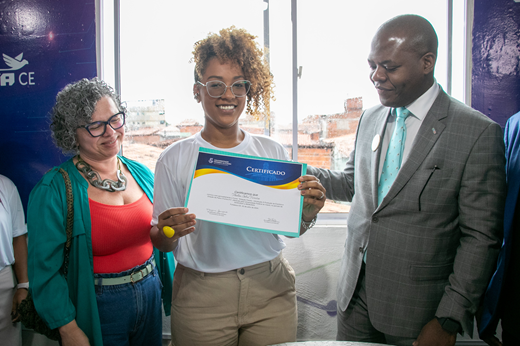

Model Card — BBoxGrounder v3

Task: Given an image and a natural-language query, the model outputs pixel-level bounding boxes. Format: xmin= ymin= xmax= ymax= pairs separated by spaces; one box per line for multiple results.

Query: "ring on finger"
xmin=318 ymin=192 xmax=325 ymax=200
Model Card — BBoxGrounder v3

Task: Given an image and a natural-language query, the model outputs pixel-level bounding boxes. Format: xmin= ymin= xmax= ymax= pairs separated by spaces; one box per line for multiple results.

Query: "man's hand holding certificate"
xmin=186 ymin=148 xmax=315 ymax=237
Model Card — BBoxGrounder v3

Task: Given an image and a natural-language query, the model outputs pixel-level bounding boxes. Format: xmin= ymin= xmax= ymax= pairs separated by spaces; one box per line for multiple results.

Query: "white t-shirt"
xmin=152 ymin=131 xmax=290 ymax=272
xmin=0 ymin=174 xmax=27 ymax=270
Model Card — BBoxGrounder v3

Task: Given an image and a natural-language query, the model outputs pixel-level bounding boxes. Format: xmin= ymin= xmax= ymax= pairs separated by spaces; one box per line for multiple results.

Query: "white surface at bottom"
xmin=272 ymin=342 xmax=390 ymax=346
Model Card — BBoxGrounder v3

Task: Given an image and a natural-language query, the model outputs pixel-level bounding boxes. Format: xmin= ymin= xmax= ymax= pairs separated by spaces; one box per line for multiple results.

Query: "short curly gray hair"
xmin=50 ymin=78 xmax=126 ymax=154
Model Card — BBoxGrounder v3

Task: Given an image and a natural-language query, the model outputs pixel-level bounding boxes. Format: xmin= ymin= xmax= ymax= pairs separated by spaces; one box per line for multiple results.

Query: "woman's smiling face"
xmin=194 ymin=57 xmax=247 ymax=130
xmin=75 ymin=96 xmax=124 ymax=160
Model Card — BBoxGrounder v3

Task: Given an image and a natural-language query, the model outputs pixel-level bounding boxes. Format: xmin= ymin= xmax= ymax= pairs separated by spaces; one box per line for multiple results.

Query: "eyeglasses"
xmin=83 ymin=112 xmax=126 ymax=137
xmin=197 ymin=80 xmax=251 ymax=98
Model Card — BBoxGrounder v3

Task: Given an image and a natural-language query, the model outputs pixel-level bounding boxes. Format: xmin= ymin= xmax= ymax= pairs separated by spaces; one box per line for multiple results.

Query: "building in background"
xmin=126 ymin=99 xmax=166 ymax=128
xmin=125 ymin=96 xmax=362 ymax=171
xmin=124 ymin=96 xmax=362 ymax=213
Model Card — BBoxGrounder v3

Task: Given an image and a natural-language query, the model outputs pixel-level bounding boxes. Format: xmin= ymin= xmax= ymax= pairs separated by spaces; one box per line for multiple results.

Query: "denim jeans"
xmin=95 ymin=256 xmax=162 ymax=346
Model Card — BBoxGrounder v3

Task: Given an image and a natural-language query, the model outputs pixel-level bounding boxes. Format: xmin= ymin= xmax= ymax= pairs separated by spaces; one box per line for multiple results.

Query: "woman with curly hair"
xmin=150 ymin=27 xmax=325 ymax=346
xmin=27 ymin=78 xmax=177 ymax=346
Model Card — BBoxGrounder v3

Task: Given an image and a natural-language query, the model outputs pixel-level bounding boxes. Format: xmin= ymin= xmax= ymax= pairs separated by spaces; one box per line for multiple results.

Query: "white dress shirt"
xmin=378 ymin=81 xmax=440 ymax=179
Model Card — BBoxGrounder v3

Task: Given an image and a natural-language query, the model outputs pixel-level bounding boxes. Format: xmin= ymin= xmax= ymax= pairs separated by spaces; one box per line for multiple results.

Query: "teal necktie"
xmin=377 ymin=107 xmax=411 ymax=205
xmin=364 ymin=108 xmax=410 ymax=263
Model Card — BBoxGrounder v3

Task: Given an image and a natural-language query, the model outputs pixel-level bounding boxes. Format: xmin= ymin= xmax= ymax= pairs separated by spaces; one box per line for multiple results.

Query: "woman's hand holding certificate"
xmin=150 ymin=207 xmax=196 ymax=252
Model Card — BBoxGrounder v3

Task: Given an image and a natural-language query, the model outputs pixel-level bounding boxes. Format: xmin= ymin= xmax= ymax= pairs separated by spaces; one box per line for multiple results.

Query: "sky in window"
xmin=106 ymin=0 xmax=459 ymax=126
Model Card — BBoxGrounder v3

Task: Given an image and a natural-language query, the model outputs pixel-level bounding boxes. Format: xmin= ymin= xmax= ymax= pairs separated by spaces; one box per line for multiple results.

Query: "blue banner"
xmin=0 ymin=0 xmax=97 ymax=211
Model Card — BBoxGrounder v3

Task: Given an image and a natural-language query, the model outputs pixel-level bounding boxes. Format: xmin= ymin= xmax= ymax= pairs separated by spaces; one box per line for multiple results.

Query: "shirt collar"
xmin=402 ymin=80 xmax=440 ymax=121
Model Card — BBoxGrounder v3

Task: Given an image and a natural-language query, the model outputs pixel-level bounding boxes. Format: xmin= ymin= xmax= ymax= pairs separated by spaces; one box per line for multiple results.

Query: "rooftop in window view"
xmin=123 ymin=96 xmax=364 ymax=213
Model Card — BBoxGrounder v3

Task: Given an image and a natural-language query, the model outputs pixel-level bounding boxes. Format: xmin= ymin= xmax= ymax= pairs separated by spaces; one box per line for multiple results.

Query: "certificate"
xmin=185 ymin=147 xmax=307 ymax=237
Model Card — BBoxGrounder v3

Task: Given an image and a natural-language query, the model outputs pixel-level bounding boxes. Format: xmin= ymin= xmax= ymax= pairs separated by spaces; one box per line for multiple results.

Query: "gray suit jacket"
xmin=309 ymin=90 xmax=506 ymax=338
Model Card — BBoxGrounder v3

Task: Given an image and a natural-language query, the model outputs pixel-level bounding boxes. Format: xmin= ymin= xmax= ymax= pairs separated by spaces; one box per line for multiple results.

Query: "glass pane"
xmin=100 ymin=0 xmax=115 ymax=87
xmin=451 ymin=0 xmax=467 ymax=103
xmin=296 ymin=0 xmax=449 ymax=213
xmin=118 ymin=0 xmax=271 ymax=173
xmin=268 ymin=0 xmax=294 ymax=161
xmin=111 ymin=1 xmax=459 ymax=215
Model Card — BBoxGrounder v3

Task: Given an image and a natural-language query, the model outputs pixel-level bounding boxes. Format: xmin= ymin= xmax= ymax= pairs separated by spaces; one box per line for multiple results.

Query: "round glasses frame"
xmin=82 ymin=112 xmax=126 ymax=137
xmin=197 ymin=80 xmax=251 ymax=98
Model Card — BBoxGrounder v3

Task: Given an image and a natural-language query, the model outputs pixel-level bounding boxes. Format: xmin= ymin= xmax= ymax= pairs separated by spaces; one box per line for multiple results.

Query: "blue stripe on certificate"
xmin=195 ymin=152 xmax=302 ymax=187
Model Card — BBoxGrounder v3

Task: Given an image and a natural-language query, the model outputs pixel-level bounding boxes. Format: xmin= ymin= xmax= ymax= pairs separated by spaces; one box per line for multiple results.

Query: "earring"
xmin=194 ymin=93 xmax=200 ymax=102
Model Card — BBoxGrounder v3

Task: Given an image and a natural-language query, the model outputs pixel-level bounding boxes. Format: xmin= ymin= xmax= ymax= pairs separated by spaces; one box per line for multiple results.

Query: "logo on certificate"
xmin=207 ymin=157 xmax=232 ymax=166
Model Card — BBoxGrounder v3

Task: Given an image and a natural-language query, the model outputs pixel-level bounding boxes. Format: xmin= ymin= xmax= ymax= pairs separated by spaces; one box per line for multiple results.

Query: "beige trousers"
xmin=170 ymin=252 xmax=297 ymax=346
xmin=0 ymin=265 xmax=21 ymax=346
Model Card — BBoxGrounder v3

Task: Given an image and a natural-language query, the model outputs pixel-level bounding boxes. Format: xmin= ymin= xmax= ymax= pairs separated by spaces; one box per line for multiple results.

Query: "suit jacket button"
xmin=372 ymin=216 xmax=378 ymax=223
xmin=359 ymin=247 xmax=364 ymax=253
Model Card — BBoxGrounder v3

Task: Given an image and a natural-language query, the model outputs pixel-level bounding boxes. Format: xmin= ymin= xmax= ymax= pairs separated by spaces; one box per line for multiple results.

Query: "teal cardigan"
xmin=27 ymin=156 xmax=175 ymax=346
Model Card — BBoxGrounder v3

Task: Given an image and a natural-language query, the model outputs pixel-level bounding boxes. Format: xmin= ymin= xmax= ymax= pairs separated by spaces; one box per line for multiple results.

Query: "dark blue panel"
xmin=472 ymin=0 xmax=520 ymax=128
xmin=0 ymin=0 xmax=97 ymax=212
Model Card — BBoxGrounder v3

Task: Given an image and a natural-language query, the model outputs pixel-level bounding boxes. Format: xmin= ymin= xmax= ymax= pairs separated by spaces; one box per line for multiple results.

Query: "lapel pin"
xmin=432 ymin=128 xmax=437 ymax=135
xmin=372 ymin=134 xmax=381 ymax=152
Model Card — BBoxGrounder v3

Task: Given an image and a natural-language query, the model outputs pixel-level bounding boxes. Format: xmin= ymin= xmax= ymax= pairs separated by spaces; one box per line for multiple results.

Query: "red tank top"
xmin=89 ymin=193 xmax=153 ymax=273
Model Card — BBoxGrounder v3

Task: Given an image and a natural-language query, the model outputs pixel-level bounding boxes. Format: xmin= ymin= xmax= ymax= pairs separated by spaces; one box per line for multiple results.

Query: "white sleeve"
xmin=151 ymin=156 xmax=186 ymax=226
xmin=283 ymin=147 xmax=291 ymax=161
xmin=269 ymin=137 xmax=291 ymax=161
xmin=7 ymin=179 xmax=27 ymax=237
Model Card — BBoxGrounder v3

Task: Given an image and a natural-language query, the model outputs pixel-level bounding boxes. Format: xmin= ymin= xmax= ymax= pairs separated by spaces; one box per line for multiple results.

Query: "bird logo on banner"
xmin=0 ymin=53 xmax=29 ymax=71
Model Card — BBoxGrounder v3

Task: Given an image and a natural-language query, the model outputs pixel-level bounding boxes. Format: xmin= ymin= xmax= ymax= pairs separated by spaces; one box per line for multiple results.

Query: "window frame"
xmin=98 ymin=0 xmax=473 ymax=157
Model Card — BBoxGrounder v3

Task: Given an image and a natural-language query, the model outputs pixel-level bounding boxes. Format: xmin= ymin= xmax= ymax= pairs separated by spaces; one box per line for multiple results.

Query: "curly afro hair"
xmin=50 ymin=78 xmax=125 ymax=155
xmin=192 ymin=26 xmax=274 ymax=120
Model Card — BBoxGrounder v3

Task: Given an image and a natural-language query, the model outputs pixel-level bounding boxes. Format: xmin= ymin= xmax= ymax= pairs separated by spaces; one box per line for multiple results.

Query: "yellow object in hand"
xmin=162 ymin=226 xmax=175 ymax=238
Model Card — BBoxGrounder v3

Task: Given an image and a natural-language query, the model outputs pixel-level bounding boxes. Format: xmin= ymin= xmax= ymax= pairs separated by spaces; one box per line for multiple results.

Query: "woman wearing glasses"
xmin=27 ymin=78 xmax=176 ymax=346
xmin=151 ymin=27 xmax=326 ymax=346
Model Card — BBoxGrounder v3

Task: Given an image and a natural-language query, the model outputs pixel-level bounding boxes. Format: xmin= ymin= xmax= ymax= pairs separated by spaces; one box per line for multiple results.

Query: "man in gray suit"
xmin=308 ymin=15 xmax=506 ymax=346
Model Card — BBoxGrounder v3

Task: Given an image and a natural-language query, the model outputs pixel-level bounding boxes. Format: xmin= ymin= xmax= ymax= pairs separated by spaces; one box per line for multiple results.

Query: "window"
xmin=100 ymin=0 xmax=466 ymax=214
